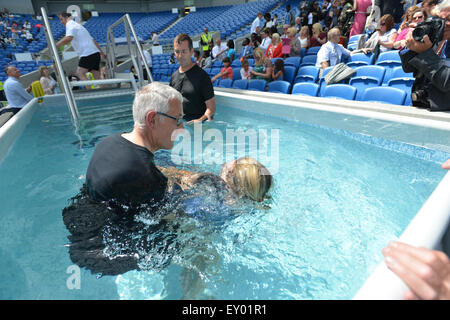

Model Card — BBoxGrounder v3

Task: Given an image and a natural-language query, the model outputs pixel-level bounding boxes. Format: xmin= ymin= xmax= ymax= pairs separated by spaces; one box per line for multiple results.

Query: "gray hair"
xmin=132 ymin=82 xmax=183 ymax=129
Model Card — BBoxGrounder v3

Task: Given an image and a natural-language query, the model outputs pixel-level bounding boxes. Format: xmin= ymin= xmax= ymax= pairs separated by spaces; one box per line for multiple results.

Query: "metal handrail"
xmin=106 ymin=13 xmax=153 ymax=88
xmin=41 ymin=7 xmax=80 ymax=126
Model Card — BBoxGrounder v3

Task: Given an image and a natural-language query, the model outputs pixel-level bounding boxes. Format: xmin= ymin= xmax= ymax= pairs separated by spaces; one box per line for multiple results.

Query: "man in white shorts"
xmin=56 ymin=12 xmax=107 ymax=83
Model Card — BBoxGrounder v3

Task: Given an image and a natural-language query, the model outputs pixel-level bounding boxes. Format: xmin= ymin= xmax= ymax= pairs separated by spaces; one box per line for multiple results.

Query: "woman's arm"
xmin=379 ymin=31 xmax=399 ymax=49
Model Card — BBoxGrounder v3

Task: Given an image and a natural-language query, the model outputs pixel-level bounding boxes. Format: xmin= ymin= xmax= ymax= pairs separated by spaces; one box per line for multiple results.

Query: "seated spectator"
xmin=262 ymin=12 xmax=272 ymax=30
xmin=307 ymin=1 xmax=323 ymax=32
xmin=250 ymin=47 xmax=273 ymax=82
xmin=39 ymin=66 xmax=57 ymax=95
xmin=394 ymin=8 xmax=426 ymax=50
xmin=240 ymin=38 xmax=253 ymax=59
xmin=211 ymin=57 xmax=233 ymax=83
xmin=299 ymin=26 xmax=311 ymax=49
xmin=288 ymin=27 xmax=301 ymax=57
xmin=281 ymin=24 xmax=290 ymax=40
xmin=240 ymin=58 xmax=253 ymax=80
xmin=260 ymin=29 xmax=272 ymax=53
xmin=212 ymin=38 xmax=228 ymax=61
xmin=2 ymin=66 xmax=32 ymax=115
xmin=421 ymin=0 xmax=439 ymax=16
xmin=226 ymin=39 xmax=236 ymax=61
xmin=377 ymin=14 xmax=399 ymax=52
xmin=265 ymin=33 xmax=282 ymax=59
xmin=251 ymin=32 xmax=261 ymax=49
xmin=316 ymin=27 xmax=352 ymax=69
xmin=272 ymin=59 xmax=285 ymax=81
xmin=310 ymin=22 xmax=327 ymax=48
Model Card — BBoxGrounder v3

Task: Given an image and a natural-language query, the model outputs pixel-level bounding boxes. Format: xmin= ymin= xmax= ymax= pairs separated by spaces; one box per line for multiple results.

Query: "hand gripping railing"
xmin=106 ymin=14 xmax=153 ymax=87
xmin=41 ymin=7 xmax=80 ymax=126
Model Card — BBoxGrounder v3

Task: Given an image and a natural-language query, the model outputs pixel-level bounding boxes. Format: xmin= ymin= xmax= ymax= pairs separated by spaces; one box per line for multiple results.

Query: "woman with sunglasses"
xmin=394 ymin=8 xmax=427 ymax=50
xmin=377 ymin=14 xmax=399 ymax=52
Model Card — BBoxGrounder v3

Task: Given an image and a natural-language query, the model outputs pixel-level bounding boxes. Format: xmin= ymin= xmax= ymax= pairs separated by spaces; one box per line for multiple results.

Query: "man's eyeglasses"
xmin=157 ymin=112 xmax=184 ymax=126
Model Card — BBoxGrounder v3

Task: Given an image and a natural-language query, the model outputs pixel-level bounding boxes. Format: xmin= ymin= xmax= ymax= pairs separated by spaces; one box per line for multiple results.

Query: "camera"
xmin=412 ymin=16 xmax=445 ymax=44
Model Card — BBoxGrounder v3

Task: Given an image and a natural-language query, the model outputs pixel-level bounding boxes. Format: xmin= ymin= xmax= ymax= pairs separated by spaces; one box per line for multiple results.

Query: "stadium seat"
xmin=284 ymin=56 xmax=302 ymax=69
xmin=231 ymin=59 xmax=241 ymax=68
xmin=300 ymin=55 xmax=317 ymax=66
xmin=306 ymin=46 xmax=321 ymax=56
xmin=349 ymin=77 xmax=380 ymax=100
xmin=232 ymin=79 xmax=248 ymax=90
xmin=376 ymin=50 xmax=401 ymax=63
xmin=247 ymin=59 xmax=255 ymax=67
xmin=291 ymin=83 xmax=319 ymax=96
xmin=361 ymin=87 xmax=407 ymax=105
xmin=218 ymin=78 xmax=233 ymax=88
xmin=268 ymin=80 xmax=291 ymax=94
xmin=387 ymin=77 xmax=415 ymax=106
xmin=346 ymin=52 xmax=375 ymax=68
xmin=375 ymin=51 xmax=402 ymax=84
xmin=283 ymin=66 xmax=297 ymax=84
xmin=352 ymin=65 xmax=386 ymax=85
xmin=390 ymin=66 xmax=413 ymax=79
xmin=232 ymin=68 xmax=241 ymax=81
xmin=322 ymin=84 xmax=357 ymax=100
xmin=248 ymin=79 xmax=267 ymax=91
xmin=295 ymin=66 xmax=320 ymax=83
xmin=348 ymin=34 xmax=364 ymax=44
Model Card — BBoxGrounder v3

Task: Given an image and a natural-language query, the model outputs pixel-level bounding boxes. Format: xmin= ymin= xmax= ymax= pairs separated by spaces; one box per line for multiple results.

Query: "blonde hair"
xmin=287 ymin=27 xmax=297 ymax=38
xmin=300 ymin=26 xmax=309 ymax=37
xmin=39 ymin=66 xmax=49 ymax=77
xmin=312 ymin=22 xmax=323 ymax=35
xmin=230 ymin=157 xmax=272 ymax=202
xmin=271 ymin=33 xmax=281 ymax=45
xmin=253 ymin=47 xmax=265 ymax=65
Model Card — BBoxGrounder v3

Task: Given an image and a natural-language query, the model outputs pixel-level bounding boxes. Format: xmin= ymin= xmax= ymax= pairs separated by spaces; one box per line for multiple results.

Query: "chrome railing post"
xmin=41 ymin=7 xmax=80 ymax=126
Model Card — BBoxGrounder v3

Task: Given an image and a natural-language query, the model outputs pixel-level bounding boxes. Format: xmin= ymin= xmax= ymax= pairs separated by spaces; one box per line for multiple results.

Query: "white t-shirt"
xmin=212 ymin=43 xmax=228 ymax=60
xmin=251 ymin=17 xmax=261 ymax=34
xmin=66 ymin=19 xmax=99 ymax=58
xmin=141 ymin=49 xmax=152 ymax=67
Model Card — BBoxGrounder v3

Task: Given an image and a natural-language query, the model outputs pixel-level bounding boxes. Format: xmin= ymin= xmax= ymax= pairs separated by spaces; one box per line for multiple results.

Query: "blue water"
xmin=0 ymin=95 xmax=447 ymax=299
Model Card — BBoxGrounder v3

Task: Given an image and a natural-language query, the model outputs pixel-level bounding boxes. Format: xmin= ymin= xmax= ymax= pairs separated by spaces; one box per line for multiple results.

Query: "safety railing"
xmin=41 ymin=7 xmax=80 ymax=126
xmin=106 ymin=14 xmax=153 ymax=86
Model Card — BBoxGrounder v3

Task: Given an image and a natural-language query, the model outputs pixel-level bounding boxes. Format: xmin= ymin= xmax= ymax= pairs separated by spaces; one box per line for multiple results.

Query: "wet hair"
xmin=174 ymin=33 xmax=193 ymax=50
xmin=228 ymin=157 xmax=272 ymax=202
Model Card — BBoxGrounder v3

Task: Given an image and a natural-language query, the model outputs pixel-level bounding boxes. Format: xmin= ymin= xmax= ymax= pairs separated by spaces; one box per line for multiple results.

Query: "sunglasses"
xmin=413 ymin=15 xmax=424 ymax=20
xmin=380 ymin=22 xmax=386 ymax=26
xmin=157 ymin=112 xmax=184 ymax=126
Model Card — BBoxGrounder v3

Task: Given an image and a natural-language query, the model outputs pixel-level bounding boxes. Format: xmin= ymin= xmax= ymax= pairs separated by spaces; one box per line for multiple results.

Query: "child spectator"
xmin=211 ymin=57 xmax=233 ymax=83
xmin=240 ymin=58 xmax=253 ymax=80
xmin=272 ymin=59 xmax=285 ymax=81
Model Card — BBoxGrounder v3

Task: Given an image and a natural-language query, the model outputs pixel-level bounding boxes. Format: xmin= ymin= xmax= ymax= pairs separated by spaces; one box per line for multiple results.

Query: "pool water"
xmin=0 ymin=96 xmax=447 ymax=299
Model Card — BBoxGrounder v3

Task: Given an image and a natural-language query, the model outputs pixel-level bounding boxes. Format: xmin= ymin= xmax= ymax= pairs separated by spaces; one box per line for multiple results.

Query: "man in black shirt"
xmin=170 ymin=33 xmax=215 ymax=123
xmin=63 ymin=82 xmax=185 ymax=275
xmin=86 ymin=82 xmax=185 ymax=204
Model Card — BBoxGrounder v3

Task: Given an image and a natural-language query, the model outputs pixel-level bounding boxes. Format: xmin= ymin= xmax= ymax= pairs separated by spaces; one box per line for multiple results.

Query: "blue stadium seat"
xmin=306 ymin=46 xmax=321 ymax=56
xmin=301 ymin=55 xmax=317 ymax=66
xmin=361 ymin=87 xmax=407 ymax=105
xmin=300 ymin=47 xmax=307 ymax=57
xmin=375 ymin=51 xmax=402 ymax=84
xmin=346 ymin=52 xmax=375 ymax=68
xmin=352 ymin=65 xmax=386 ymax=85
xmin=232 ymin=79 xmax=248 ymax=90
xmin=247 ymin=59 xmax=255 ymax=67
xmin=284 ymin=56 xmax=302 ymax=69
xmin=295 ymin=66 xmax=320 ymax=83
xmin=387 ymin=77 xmax=415 ymax=106
xmin=268 ymin=80 xmax=291 ymax=94
xmin=248 ymin=79 xmax=267 ymax=91
xmin=390 ymin=66 xmax=413 ymax=79
xmin=322 ymin=84 xmax=357 ymax=100
xmin=348 ymin=34 xmax=364 ymax=44
xmin=291 ymin=83 xmax=319 ymax=96
xmin=283 ymin=66 xmax=296 ymax=84
xmin=232 ymin=68 xmax=241 ymax=81
xmin=218 ymin=78 xmax=233 ymax=88
xmin=212 ymin=60 xmax=223 ymax=68
xmin=231 ymin=59 xmax=241 ymax=68
xmin=349 ymin=77 xmax=379 ymax=100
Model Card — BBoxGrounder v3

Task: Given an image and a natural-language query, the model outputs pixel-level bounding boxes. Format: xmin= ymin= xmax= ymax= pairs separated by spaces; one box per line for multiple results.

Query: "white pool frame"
xmin=1 ymin=89 xmax=449 ymax=300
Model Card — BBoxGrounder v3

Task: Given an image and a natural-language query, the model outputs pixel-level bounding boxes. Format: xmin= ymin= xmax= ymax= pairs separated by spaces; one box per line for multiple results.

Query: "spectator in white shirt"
xmin=251 ymin=12 xmax=263 ymax=34
xmin=211 ymin=38 xmax=228 ymax=61
xmin=259 ymin=29 xmax=272 ymax=53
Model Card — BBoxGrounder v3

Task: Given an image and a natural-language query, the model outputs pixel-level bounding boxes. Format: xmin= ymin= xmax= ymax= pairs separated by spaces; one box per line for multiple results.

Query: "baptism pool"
xmin=0 ymin=90 xmax=449 ymax=300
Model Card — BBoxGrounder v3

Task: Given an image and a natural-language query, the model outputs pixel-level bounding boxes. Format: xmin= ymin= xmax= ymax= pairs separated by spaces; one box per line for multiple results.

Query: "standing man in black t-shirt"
xmin=170 ymin=33 xmax=216 ymax=123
